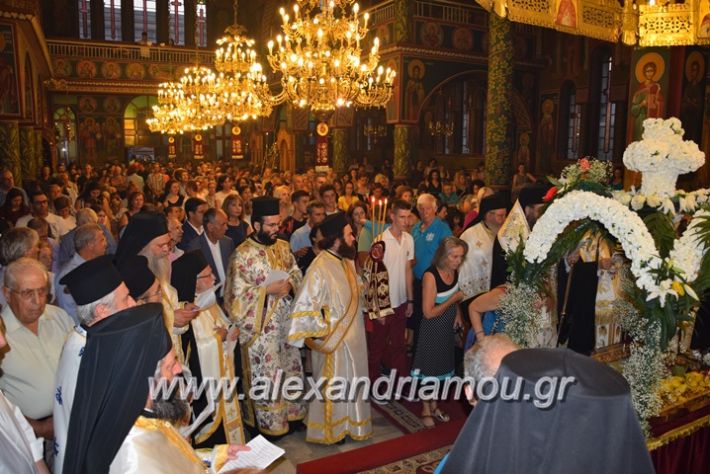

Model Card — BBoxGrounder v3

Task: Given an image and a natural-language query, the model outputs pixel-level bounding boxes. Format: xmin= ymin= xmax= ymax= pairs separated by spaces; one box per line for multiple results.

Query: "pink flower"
xmin=579 ymin=158 xmax=590 ymax=171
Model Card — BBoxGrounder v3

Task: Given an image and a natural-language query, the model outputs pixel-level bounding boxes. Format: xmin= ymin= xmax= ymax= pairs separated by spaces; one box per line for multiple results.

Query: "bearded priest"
xmin=224 ymin=197 xmax=306 ymax=437
xmin=288 ymin=212 xmax=373 ymax=445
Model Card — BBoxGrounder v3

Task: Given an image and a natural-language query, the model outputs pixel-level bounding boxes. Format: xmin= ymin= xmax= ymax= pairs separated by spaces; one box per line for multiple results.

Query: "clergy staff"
xmin=289 ymin=212 xmax=373 ymax=445
xmin=171 ymin=250 xmax=245 ymax=448
xmin=224 ymin=196 xmax=306 ymax=437
xmin=54 ymin=255 xmax=137 ymax=474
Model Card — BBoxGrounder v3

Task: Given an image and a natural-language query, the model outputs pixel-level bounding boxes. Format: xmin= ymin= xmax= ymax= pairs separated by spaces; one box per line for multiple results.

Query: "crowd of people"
xmin=0 ymin=157 xmax=646 ymax=473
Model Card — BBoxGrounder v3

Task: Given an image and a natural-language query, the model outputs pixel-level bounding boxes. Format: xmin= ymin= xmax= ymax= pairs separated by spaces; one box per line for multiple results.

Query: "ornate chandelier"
xmin=266 ymin=0 xmax=396 ymax=112
xmin=148 ymin=0 xmax=272 ymax=134
xmin=214 ymin=0 xmax=273 ymax=121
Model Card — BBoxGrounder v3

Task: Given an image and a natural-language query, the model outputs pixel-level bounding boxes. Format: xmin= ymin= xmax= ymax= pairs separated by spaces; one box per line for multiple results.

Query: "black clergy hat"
xmin=320 ymin=212 xmax=348 ymax=239
xmin=518 ymin=184 xmax=550 ymax=209
xmin=251 ymin=196 xmax=280 ymax=219
xmin=171 ymin=250 xmax=209 ymax=302
xmin=117 ymin=255 xmax=156 ymax=299
xmin=59 ymin=254 xmax=123 ymax=305
xmin=114 ymin=211 xmax=168 ymax=264
xmin=470 ymin=193 xmax=507 ymax=226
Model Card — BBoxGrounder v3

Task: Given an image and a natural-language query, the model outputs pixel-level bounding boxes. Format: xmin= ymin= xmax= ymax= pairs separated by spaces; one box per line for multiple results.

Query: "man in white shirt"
xmin=53 ymin=255 xmax=136 ymax=474
xmin=0 ymin=258 xmax=74 ymax=439
xmin=55 ymin=224 xmax=109 ymax=324
xmin=16 ymin=190 xmax=70 ymax=238
xmin=368 ymin=199 xmax=415 ymax=381
xmin=0 ymin=319 xmax=50 ymax=474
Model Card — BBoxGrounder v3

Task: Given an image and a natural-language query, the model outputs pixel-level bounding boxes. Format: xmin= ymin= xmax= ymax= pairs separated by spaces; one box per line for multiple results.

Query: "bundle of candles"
xmin=370 ymin=196 xmax=388 ymax=238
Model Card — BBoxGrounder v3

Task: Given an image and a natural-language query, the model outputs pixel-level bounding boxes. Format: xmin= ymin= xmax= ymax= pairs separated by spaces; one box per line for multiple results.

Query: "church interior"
xmin=1 ymin=0 xmax=710 ymax=472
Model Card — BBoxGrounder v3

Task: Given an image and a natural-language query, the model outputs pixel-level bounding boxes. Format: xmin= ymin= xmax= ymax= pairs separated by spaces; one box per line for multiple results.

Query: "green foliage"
xmin=643 ymin=212 xmax=676 ymax=259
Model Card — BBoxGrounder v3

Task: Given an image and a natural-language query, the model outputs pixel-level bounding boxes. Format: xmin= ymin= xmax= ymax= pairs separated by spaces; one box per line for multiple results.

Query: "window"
xmin=597 ymin=55 xmax=616 ymax=161
xmin=420 ymin=76 xmax=486 ymax=156
xmin=134 ymin=0 xmax=158 ymax=43
xmin=79 ymin=0 xmax=91 ymax=39
xmin=558 ymin=81 xmax=581 ymax=160
xmin=169 ymin=0 xmax=186 ymax=46
xmin=196 ymin=1 xmax=207 ymax=48
xmin=104 ymin=0 xmax=122 ymax=41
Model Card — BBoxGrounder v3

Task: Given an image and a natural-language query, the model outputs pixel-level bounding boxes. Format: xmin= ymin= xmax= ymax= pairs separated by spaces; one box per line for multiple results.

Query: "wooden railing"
xmin=46 ymin=39 xmax=214 ymax=65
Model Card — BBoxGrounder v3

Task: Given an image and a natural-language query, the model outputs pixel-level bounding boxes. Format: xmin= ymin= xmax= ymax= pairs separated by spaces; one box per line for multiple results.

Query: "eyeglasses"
xmin=10 ymin=287 xmax=48 ymax=300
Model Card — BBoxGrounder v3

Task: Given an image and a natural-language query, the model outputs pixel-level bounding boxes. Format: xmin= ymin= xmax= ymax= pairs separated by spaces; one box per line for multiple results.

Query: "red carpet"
xmin=373 ymin=396 xmax=471 ymax=434
xmin=296 ymin=418 xmax=466 ymax=474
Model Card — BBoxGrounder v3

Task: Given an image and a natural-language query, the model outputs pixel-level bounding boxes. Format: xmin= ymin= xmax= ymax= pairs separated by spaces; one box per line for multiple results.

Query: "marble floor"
xmin=267 ymin=408 xmax=405 ymax=473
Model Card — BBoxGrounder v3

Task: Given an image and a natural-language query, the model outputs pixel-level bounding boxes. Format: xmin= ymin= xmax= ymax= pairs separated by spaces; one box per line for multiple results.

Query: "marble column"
xmin=20 ymin=126 xmax=35 ymax=182
xmin=331 ymin=128 xmax=349 ymax=174
xmin=394 ymin=124 xmax=412 ymax=179
xmin=0 ymin=121 xmax=22 ymax=184
xmin=484 ymin=13 xmax=514 ymax=193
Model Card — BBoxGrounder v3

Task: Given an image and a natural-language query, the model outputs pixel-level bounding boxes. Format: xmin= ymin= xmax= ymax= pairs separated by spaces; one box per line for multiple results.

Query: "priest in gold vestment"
xmin=224 ymin=197 xmax=306 ymax=437
xmin=289 ymin=213 xmax=373 ymax=445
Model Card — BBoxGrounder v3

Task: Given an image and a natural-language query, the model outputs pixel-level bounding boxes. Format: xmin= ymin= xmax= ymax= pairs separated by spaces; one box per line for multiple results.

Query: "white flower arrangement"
xmin=525 ymin=190 xmax=671 ymax=302
xmin=497 ymin=283 xmax=545 ymax=348
xmin=612 ymin=188 xmax=710 ymax=216
xmin=668 ymin=209 xmax=710 ymax=291
xmin=623 ymin=117 xmax=705 ymax=196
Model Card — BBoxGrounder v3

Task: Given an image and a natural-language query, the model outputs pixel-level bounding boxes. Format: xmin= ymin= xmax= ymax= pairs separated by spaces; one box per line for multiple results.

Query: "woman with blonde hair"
xmin=412 ymin=236 xmax=467 ymax=427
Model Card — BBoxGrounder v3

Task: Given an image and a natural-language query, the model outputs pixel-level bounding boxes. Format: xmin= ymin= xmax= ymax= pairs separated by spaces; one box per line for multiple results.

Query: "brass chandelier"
xmin=148 ymin=0 xmax=272 ymax=134
xmin=265 ymin=0 xmax=396 ymax=112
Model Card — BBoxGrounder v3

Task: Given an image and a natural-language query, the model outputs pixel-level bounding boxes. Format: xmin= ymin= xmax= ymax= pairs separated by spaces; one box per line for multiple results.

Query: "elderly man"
xmin=0 ymin=258 xmax=74 ymax=439
xmin=410 ymin=193 xmax=452 ymax=346
xmin=440 ymin=347 xmax=653 ymax=474
xmin=53 ymin=256 xmax=136 ymax=474
xmin=187 ymin=208 xmax=235 ymax=298
xmin=225 ymin=197 xmax=305 ymax=437
xmin=55 ymin=224 xmax=108 ymax=323
xmin=57 ymin=208 xmax=115 ymax=267
xmin=0 ymin=227 xmax=40 ymax=308
xmin=63 ymin=304 xmax=248 ymax=472
xmin=115 ymin=211 xmax=199 ymax=361
xmin=0 ymin=318 xmax=50 ymax=474
xmin=16 ymin=190 xmax=69 ymax=238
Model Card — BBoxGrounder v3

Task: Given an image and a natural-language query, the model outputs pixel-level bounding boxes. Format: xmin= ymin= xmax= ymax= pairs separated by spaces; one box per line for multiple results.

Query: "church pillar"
xmin=156 ymin=0 xmax=170 ymax=44
xmin=484 ymin=13 xmax=514 ymax=194
xmin=20 ymin=126 xmax=35 ymax=182
xmin=184 ymin=0 xmax=197 ymax=47
xmin=394 ymin=124 xmax=413 ymax=178
xmin=0 ymin=122 xmax=22 ymax=185
xmin=331 ymin=128 xmax=349 ymax=175
xmin=121 ymin=0 xmax=135 ymax=42
xmin=91 ymin=0 xmax=106 ymax=40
